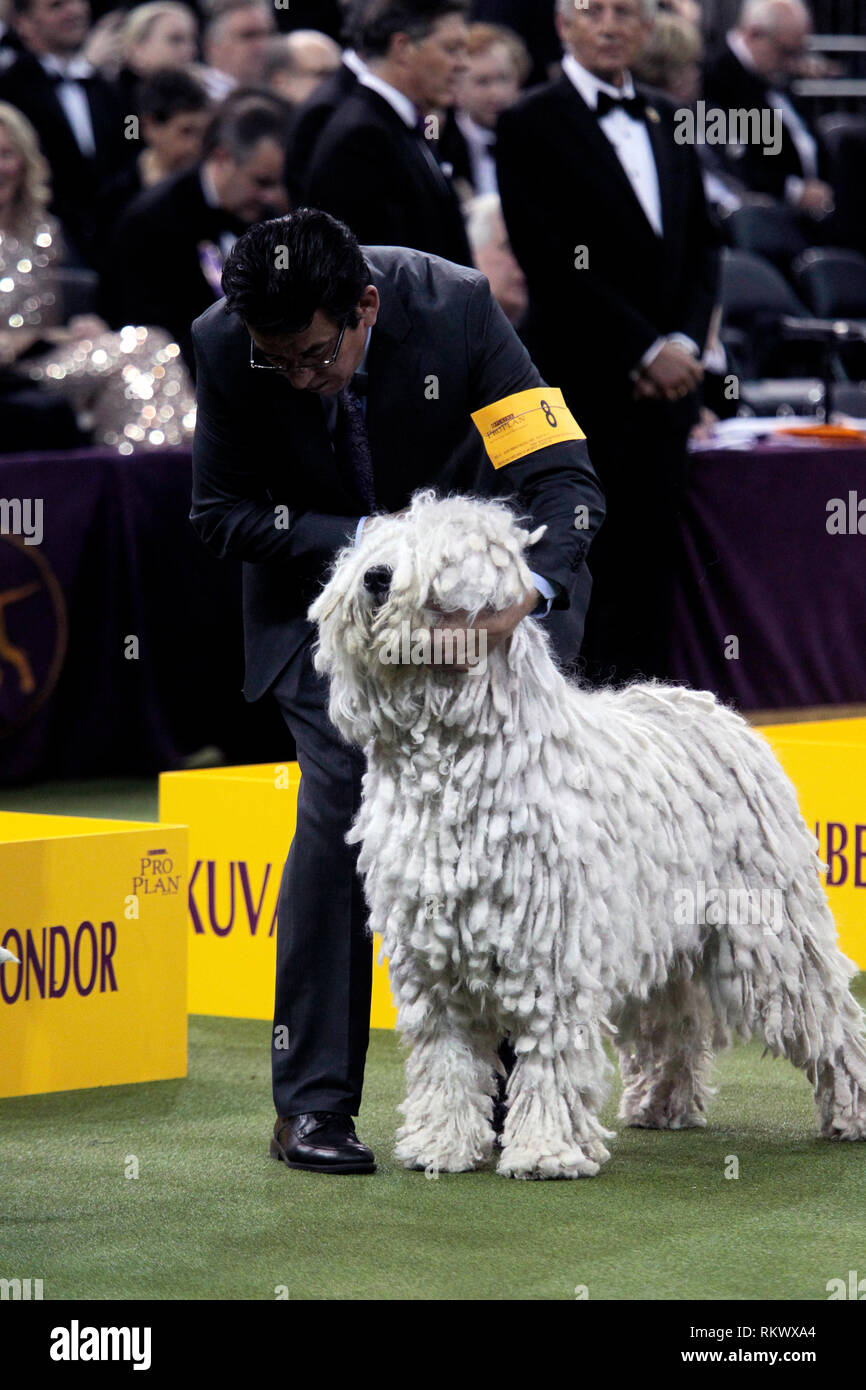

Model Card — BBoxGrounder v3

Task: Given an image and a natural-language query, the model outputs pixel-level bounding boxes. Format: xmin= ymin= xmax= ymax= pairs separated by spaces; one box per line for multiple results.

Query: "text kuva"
xmin=188 ymin=860 xmax=278 ymax=937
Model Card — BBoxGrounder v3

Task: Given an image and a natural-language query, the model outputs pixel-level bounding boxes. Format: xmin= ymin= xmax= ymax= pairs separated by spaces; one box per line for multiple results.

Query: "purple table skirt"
xmin=2 ymin=439 xmax=864 ymax=782
xmin=0 ymin=446 xmax=290 ymax=783
xmin=670 ymin=441 xmax=866 ymax=709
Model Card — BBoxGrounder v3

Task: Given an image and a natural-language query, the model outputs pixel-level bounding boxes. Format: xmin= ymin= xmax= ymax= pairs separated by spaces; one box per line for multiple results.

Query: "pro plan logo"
xmin=132 ymin=848 xmax=181 ymax=898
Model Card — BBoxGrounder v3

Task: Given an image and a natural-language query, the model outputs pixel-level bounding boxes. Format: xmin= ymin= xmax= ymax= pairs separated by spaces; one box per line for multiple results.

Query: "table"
xmin=0 ymin=447 xmax=291 ymax=783
xmin=2 ymin=440 xmax=865 ymax=782
xmin=670 ymin=441 xmax=866 ymax=709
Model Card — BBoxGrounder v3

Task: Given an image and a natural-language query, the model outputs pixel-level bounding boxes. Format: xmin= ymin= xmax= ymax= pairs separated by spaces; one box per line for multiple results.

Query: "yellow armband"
xmin=471 ymin=387 xmax=584 ymax=471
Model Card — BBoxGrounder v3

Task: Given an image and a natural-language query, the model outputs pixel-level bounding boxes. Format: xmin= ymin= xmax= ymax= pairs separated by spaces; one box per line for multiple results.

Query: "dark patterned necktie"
xmin=335 ymin=384 xmax=377 ymax=512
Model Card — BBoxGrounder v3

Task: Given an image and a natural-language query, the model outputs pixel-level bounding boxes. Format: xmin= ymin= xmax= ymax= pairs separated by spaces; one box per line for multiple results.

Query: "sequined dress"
xmin=1 ymin=217 xmax=196 ymax=451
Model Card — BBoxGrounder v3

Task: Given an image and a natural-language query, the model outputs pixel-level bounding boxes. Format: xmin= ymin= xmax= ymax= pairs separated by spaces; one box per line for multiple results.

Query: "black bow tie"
xmin=596 ymin=90 xmax=646 ymax=120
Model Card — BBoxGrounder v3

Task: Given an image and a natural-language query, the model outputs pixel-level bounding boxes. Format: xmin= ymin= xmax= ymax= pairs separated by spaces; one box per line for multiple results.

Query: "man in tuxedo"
xmin=104 ymin=93 xmax=289 ymax=368
xmin=190 ymin=208 xmax=605 ymax=1172
xmin=283 ymin=44 xmax=364 ymax=206
xmin=703 ymin=0 xmax=835 ymax=218
xmin=0 ymin=0 xmax=133 ymax=265
xmin=304 ymin=0 xmax=473 ymax=266
xmin=497 ymin=0 xmax=719 ymax=685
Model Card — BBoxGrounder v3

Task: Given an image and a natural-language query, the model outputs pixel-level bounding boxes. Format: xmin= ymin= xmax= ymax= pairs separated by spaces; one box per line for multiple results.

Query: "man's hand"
xmin=637 ymin=343 xmax=704 ymax=402
xmin=82 ymin=11 xmax=126 ymax=69
xmin=427 ymin=587 xmax=540 ymax=671
xmin=798 ymin=179 xmax=835 ymax=218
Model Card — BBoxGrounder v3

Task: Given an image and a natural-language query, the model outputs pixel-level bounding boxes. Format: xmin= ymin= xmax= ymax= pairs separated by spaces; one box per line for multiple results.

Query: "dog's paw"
xmin=619 ymin=1103 xmax=707 ymax=1130
xmin=496 ymin=1143 xmax=606 ymax=1180
xmin=821 ymin=1118 xmax=866 ymax=1141
xmin=394 ymin=1128 xmax=493 ymax=1173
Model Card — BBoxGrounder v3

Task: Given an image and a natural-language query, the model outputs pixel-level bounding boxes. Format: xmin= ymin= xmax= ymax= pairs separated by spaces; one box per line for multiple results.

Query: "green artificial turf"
xmin=2 ymin=983 xmax=865 ymax=1301
xmin=3 ymin=780 xmax=864 ymax=1301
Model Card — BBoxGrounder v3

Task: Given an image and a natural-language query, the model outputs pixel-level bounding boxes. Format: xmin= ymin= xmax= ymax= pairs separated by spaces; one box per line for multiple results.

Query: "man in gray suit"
xmin=190 ymin=208 xmax=604 ymax=1173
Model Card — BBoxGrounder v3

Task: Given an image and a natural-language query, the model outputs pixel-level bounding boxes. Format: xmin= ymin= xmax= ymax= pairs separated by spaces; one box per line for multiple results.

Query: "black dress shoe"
xmin=270 ymin=1112 xmax=376 ymax=1174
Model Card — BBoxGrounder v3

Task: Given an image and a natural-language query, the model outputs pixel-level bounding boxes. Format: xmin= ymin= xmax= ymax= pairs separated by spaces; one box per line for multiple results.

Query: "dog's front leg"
xmin=393 ymin=998 xmax=498 ymax=1174
xmin=497 ymin=1026 xmax=615 ymax=1180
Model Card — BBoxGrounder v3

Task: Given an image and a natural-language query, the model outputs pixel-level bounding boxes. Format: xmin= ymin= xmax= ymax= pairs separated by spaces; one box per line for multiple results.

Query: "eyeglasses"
xmin=249 ymin=317 xmax=350 ymax=374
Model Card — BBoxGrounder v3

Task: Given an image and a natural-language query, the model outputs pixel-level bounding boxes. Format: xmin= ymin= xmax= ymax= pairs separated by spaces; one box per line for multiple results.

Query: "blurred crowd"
xmin=2 ymin=0 xmax=863 ymax=680
xmin=0 ymin=0 xmax=862 ymax=463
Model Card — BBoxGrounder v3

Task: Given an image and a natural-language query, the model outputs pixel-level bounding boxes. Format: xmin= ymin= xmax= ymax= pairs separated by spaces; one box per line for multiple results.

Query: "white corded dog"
xmin=309 ymin=490 xmax=866 ymax=1179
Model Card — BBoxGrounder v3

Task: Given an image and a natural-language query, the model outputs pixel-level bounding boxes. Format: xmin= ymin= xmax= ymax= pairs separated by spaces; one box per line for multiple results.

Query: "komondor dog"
xmin=308 ymin=490 xmax=866 ymax=1179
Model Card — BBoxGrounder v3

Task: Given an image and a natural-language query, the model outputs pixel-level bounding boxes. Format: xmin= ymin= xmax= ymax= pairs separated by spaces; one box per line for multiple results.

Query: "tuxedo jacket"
xmin=702 ymin=45 xmax=831 ymax=200
xmin=103 ymin=164 xmax=250 ymax=368
xmin=190 ymin=245 xmax=606 ymax=702
xmin=0 ymin=52 xmax=132 ymax=266
xmin=285 ymin=60 xmax=358 ymax=206
xmin=496 ymin=77 xmax=719 ymax=443
xmin=304 ymin=84 xmax=473 ymax=267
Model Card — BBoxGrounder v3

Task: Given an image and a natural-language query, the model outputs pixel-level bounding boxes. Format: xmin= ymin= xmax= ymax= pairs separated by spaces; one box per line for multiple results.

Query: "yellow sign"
xmin=159 ymin=764 xmax=397 ymax=1028
xmin=755 ymin=718 xmax=866 ymax=968
xmin=0 ymin=812 xmax=188 ymax=1099
xmin=471 ymin=387 xmax=585 ymax=470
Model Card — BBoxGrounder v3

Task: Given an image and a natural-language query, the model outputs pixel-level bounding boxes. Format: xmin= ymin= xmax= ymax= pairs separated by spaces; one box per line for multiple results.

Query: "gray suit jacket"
xmin=190 ymin=245 xmax=605 ymax=701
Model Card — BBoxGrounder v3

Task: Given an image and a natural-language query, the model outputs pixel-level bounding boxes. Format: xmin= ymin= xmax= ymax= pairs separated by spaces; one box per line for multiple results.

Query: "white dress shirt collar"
xmin=343 ymin=49 xmax=368 ymax=78
xmin=561 ymin=52 xmax=636 ymax=109
xmin=358 ymin=68 xmax=418 ymax=128
xmin=39 ymin=51 xmax=95 ymax=81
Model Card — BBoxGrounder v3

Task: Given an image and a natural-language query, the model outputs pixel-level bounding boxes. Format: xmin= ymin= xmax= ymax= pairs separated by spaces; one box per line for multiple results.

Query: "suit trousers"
xmin=270 ymin=636 xmax=373 ymax=1117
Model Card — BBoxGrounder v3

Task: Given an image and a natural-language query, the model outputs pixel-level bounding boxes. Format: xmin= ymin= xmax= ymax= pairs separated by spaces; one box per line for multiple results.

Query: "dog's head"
xmin=307 ymin=490 xmax=547 ymax=745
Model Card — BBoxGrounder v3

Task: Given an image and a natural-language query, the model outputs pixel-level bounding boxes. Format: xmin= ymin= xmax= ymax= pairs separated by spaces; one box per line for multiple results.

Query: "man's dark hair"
xmin=201 ymin=90 xmax=292 ymax=162
xmin=354 ymin=0 xmax=468 ymax=60
xmin=221 ymin=209 xmax=371 ymax=333
xmin=137 ymin=68 xmax=209 ymax=125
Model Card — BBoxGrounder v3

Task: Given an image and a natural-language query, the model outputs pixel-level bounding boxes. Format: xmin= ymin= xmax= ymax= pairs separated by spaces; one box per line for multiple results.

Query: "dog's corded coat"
xmin=309 ymin=491 xmax=866 ymax=1178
